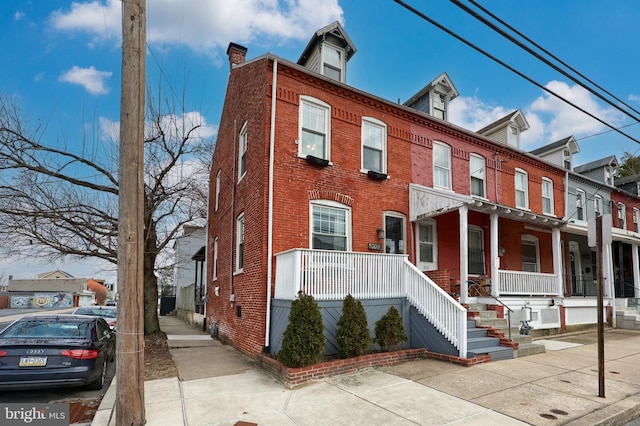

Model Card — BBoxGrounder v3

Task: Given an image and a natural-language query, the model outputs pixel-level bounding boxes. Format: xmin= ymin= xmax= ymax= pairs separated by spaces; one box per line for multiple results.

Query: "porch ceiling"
xmin=409 ymin=183 xmax=564 ymax=229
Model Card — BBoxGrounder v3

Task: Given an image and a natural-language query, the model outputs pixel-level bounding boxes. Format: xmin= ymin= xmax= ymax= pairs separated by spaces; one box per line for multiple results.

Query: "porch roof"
xmin=409 ymin=183 xmax=565 ymax=228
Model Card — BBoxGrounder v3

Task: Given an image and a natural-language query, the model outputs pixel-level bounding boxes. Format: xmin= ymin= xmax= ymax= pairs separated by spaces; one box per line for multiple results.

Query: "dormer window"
xmin=508 ymin=126 xmax=519 ymax=148
xmin=322 ymin=44 xmax=343 ymax=81
xmin=432 ymin=91 xmax=447 ymax=120
xmin=564 ymin=149 xmax=572 ymax=169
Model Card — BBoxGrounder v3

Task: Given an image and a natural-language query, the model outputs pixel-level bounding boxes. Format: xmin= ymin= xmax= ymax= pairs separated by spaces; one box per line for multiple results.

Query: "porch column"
xmin=459 ymin=205 xmax=469 ymax=304
xmin=490 ymin=212 xmax=499 ymax=297
xmin=633 ymin=244 xmax=640 ymax=298
xmin=552 ymin=227 xmax=563 ymax=298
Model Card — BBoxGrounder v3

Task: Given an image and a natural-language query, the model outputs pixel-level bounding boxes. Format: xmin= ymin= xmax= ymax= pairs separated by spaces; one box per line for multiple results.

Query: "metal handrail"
xmin=468 ymin=280 xmax=514 ymax=341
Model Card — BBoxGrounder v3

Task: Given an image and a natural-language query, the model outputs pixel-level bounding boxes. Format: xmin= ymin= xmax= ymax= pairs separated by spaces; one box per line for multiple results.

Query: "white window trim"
xmin=594 ymin=195 xmax=603 ymax=216
xmin=416 ymin=219 xmax=438 ymax=271
xmin=515 ymin=168 xmax=529 ymax=210
xmin=634 ymin=208 xmax=639 ymax=232
xmin=618 ymin=203 xmax=626 ymax=230
xmin=383 ymin=211 xmax=406 ymax=254
xmin=468 ymin=225 xmax=485 ymax=276
xmin=298 ymin=96 xmax=331 ymax=161
xmin=433 ymin=141 xmax=452 ymax=190
xmin=215 ymin=170 xmax=221 ymax=212
xmin=213 ymin=237 xmax=218 ymax=281
xmin=542 ymin=177 xmax=554 ymax=215
xmin=238 ymin=121 xmax=248 ymax=181
xmin=309 ymin=199 xmax=352 ymax=251
xmin=321 ymin=41 xmax=346 ymax=83
xmin=235 ymin=213 xmax=245 ymax=273
xmin=521 ymin=234 xmax=540 ymax=273
xmin=575 ymin=189 xmax=585 ymax=221
xmin=361 ymin=117 xmax=387 ymax=174
xmin=469 ymin=154 xmax=486 ymax=198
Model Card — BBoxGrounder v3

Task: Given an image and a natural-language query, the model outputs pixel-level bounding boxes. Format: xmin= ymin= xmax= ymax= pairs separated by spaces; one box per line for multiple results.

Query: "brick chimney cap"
xmin=227 ymin=42 xmax=248 ymax=56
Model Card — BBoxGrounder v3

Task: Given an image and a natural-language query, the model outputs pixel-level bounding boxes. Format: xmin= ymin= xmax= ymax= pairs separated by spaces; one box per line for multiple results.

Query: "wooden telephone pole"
xmin=116 ymin=0 xmax=146 ymax=424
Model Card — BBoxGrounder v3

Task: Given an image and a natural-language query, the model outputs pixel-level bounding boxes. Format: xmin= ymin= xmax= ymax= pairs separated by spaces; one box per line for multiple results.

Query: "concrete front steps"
xmin=616 ymin=308 xmax=640 ymax=330
xmin=467 ymin=304 xmax=546 ymax=359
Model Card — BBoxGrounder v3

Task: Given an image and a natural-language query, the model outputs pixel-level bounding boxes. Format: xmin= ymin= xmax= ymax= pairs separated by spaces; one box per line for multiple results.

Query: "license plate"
xmin=19 ymin=356 xmax=48 ymax=367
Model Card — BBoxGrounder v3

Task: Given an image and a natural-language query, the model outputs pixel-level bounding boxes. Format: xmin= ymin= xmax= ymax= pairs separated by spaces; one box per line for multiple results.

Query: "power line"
xmin=393 ymin=0 xmax=640 ymax=146
xmin=454 ymin=0 xmax=640 ymax=122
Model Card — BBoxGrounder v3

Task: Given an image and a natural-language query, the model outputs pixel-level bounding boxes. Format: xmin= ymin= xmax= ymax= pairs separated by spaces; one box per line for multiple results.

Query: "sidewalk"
xmin=93 ymin=315 xmax=640 ymax=425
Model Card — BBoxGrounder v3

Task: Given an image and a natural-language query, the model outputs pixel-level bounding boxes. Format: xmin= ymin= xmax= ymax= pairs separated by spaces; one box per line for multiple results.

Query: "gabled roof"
xmin=37 ymin=269 xmax=74 ymax=279
xmin=476 ymin=110 xmax=529 ymax=134
xmin=403 ymin=72 xmax=459 ymax=107
xmin=615 ymin=173 xmax=640 ymax=186
xmin=573 ymin=155 xmax=618 ymax=173
xmin=297 ymin=21 xmax=357 ymax=65
xmin=530 ymin=136 xmax=580 ymax=156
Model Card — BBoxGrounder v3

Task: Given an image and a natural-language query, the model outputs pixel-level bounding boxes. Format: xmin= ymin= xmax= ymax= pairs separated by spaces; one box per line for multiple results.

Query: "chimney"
xmin=227 ymin=42 xmax=248 ymax=70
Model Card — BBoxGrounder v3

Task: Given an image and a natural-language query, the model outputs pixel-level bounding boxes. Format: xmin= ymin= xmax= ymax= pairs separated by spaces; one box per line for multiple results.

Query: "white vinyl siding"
xmin=433 ymin=141 xmax=451 ymax=190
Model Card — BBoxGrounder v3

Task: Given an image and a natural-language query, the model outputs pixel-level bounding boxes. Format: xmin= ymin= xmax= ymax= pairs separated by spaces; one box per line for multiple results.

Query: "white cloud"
xmin=14 ymin=11 xmax=25 ymax=21
xmin=527 ymin=80 xmax=622 ymax=145
xmin=49 ymin=0 xmax=344 ymax=54
xmin=59 ymin=66 xmax=112 ymax=95
xmin=630 ymin=94 xmax=640 ymax=104
xmin=449 ymin=96 xmax=511 ymax=133
xmin=451 ymin=81 xmax=625 ymax=152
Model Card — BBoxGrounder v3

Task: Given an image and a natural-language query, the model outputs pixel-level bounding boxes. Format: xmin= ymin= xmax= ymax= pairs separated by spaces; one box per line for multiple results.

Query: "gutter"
xmin=265 ymin=59 xmax=277 ymax=350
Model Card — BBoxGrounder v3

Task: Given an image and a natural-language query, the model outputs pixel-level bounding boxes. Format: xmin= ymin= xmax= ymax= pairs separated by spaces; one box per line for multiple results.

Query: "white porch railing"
xmin=496 ymin=270 xmax=558 ymax=296
xmin=274 ymin=249 xmax=467 ymax=357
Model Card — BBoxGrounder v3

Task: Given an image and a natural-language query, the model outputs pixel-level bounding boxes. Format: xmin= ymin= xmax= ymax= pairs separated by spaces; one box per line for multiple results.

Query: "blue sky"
xmin=1 ymin=0 xmax=640 ymax=281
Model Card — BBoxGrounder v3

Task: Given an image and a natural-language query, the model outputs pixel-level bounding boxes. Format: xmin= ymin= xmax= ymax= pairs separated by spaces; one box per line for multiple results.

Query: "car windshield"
xmin=0 ymin=319 xmax=90 ymax=339
xmin=75 ymin=308 xmax=117 ymax=318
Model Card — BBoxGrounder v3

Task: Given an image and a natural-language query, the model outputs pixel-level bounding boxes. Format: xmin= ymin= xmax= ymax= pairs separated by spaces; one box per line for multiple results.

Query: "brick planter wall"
xmin=255 ymin=349 xmax=490 ymax=388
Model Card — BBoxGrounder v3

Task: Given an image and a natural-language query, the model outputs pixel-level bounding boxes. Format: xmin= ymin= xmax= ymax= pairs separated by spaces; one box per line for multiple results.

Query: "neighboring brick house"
xmin=207 ymin=22 xmax=581 ymax=360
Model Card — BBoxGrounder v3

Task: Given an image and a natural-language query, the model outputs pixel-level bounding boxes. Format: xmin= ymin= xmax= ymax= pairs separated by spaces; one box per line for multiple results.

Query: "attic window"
xmin=323 ymin=45 xmax=342 ymax=81
xmin=432 ymin=91 xmax=446 ymax=120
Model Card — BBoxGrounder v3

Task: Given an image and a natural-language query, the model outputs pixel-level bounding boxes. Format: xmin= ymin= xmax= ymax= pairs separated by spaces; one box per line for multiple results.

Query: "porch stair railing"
xmin=274 ymin=249 xmax=467 ymax=358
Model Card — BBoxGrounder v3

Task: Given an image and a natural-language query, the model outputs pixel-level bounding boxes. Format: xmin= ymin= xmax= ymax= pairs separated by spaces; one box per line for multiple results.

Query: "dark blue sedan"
xmin=0 ymin=314 xmax=116 ymax=391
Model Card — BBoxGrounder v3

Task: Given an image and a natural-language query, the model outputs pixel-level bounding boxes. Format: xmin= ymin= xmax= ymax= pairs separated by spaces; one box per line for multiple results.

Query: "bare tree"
xmin=0 ymin=90 xmax=213 ymax=335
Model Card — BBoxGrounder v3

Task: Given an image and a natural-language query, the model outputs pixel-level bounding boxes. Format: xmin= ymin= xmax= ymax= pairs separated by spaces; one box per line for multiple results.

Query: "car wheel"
xmin=87 ymin=359 xmax=107 ymax=390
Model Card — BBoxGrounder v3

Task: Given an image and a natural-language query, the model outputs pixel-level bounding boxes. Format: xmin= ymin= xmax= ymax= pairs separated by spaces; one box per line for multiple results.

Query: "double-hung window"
xmin=634 ymin=208 xmax=639 ymax=232
xmin=433 ymin=142 xmax=452 ymax=190
xmin=311 ymin=201 xmax=350 ymax=251
xmin=576 ymin=189 xmax=585 ymax=221
xmin=322 ymin=45 xmax=343 ymax=82
xmin=213 ymin=237 xmax=218 ymax=281
xmin=594 ymin=195 xmax=603 ymax=216
xmin=470 ymin=154 xmax=486 ymax=197
xmin=238 ymin=122 xmax=247 ymax=180
xmin=236 ymin=213 xmax=245 ymax=272
xmin=299 ymin=96 xmax=331 ymax=160
xmin=618 ymin=203 xmax=626 ymax=229
xmin=362 ymin=118 xmax=387 ymax=174
xmin=542 ymin=178 xmax=554 ymax=215
xmin=515 ymin=169 xmax=529 ymax=209
xmin=215 ymin=170 xmax=221 ymax=212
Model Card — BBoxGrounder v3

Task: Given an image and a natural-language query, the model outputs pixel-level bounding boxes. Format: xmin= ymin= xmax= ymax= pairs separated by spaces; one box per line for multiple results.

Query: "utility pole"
xmin=596 ymin=215 xmax=605 ymax=398
xmin=116 ymin=0 xmax=146 ymax=424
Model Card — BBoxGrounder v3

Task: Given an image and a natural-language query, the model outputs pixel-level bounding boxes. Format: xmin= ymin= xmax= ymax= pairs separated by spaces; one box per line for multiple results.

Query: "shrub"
xmin=375 ymin=306 xmax=408 ymax=352
xmin=336 ymin=294 xmax=372 ymax=358
xmin=278 ymin=292 xmax=325 ymax=368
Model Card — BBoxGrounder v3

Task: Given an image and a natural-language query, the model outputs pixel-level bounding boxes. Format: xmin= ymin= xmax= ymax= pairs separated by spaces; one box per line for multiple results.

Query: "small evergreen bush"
xmin=336 ymin=294 xmax=372 ymax=358
xmin=375 ymin=306 xmax=408 ymax=352
xmin=278 ymin=292 xmax=325 ymax=368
